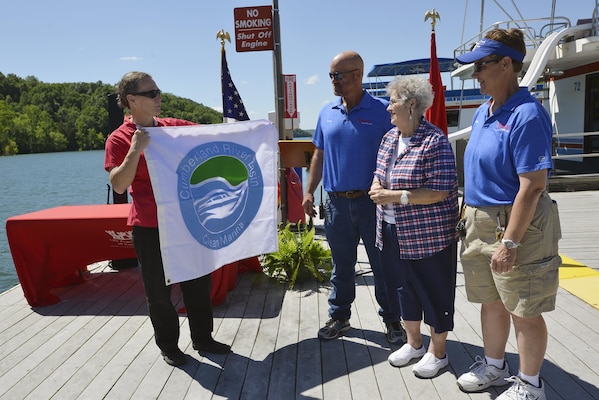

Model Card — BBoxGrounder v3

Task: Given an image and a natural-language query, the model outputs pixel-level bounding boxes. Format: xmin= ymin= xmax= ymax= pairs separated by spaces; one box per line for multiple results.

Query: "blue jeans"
xmin=324 ymin=194 xmax=399 ymax=323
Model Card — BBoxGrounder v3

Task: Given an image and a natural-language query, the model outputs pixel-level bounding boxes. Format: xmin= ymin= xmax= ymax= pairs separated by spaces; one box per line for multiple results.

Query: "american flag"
xmin=221 ymin=48 xmax=250 ymax=122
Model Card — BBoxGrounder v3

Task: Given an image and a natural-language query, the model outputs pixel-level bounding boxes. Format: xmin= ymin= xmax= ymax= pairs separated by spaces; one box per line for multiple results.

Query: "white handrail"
xmin=552 ymin=131 xmax=599 ymax=139
xmin=448 ymin=126 xmax=471 ymax=143
xmin=521 ymin=23 xmax=594 ymax=89
xmin=448 ymin=24 xmax=595 ymax=146
xmin=553 ymin=153 xmax=599 ymax=160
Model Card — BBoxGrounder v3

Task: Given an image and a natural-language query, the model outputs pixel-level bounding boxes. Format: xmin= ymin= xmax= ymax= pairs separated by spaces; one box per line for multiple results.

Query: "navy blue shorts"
xmin=381 ymin=222 xmax=457 ymax=333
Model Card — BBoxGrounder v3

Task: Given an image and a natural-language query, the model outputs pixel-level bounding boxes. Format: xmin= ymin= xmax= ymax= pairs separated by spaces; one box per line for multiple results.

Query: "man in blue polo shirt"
xmin=302 ymin=50 xmax=404 ymax=344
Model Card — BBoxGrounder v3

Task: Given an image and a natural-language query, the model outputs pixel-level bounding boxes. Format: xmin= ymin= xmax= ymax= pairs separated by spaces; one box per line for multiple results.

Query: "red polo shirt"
xmin=104 ymin=117 xmax=196 ymax=227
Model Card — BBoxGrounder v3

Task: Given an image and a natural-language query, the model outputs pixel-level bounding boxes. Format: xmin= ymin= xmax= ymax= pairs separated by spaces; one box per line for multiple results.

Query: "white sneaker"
xmin=412 ymin=352 xmax=449 ymax=378
xmin=457 ymin=355 xmax=510 ymax=392
xmin=497 ymin=376 xmax=546 ymax=400
xmin=387 ymin=343 xmax=426 ymax=367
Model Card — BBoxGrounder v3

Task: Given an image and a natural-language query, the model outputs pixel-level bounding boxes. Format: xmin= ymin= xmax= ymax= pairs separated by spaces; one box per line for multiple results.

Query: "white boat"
xmin=363 ymin=0 xmax=599 ymax=187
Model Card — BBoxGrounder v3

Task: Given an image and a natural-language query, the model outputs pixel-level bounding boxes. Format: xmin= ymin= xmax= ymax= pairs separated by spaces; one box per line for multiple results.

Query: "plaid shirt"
xmin=374 ymin=119 xmax=459 ymax=259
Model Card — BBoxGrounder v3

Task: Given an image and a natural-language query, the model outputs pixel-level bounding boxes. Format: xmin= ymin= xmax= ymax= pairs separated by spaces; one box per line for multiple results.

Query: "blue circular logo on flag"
xmin=177 ymin=141 xmax=263 ymax=249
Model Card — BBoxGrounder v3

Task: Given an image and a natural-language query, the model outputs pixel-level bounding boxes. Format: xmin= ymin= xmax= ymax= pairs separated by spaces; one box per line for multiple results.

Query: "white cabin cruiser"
xmin=363 ymin=0 xmax=599 ymax=189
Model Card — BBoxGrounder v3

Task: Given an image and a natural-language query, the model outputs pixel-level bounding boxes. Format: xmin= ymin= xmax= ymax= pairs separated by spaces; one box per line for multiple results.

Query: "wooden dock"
xmin=0 ymin=191 xmax=598 ymax=399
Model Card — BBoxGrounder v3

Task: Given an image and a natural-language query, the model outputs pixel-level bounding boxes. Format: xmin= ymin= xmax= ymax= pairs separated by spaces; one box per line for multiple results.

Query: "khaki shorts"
xmin=459 ymin=192 xmax=562 ymax=317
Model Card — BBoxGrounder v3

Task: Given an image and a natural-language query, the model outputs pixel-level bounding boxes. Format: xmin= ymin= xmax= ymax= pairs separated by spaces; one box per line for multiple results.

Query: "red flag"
xmin=424 ymin=31 xmax=448 ymax=135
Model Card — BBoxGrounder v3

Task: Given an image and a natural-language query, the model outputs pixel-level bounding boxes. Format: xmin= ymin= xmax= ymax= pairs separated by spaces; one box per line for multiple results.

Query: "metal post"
xmin=272 ymin=0 xmax=288 ymax=225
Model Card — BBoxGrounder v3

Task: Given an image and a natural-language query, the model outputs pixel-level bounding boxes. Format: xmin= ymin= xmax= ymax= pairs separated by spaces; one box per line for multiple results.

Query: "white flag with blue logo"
xmin=144 ymin=119 xmax=278 ymax=285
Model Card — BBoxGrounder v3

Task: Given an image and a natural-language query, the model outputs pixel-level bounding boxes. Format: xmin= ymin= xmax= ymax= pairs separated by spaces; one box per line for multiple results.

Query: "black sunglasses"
xmin=131 ymin=89 xmax=162 ymax=98
xmin=329 ymin=69 xmax=358 ymax=81
xmin=473 ymin=58 xmax=500 ymax=73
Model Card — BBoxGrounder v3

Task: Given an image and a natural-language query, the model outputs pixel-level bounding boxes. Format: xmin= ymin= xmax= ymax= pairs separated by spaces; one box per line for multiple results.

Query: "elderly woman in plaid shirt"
xmin=369 ymin=75 xmax=459 ymax=379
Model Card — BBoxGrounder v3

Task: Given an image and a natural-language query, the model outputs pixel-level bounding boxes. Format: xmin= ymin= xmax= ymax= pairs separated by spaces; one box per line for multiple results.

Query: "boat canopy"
xmin=366 ymin=58 xmax=456 ymax=78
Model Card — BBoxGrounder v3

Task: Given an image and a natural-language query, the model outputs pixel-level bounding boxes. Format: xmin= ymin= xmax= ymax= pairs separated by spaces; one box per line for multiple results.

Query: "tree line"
xmin=0 ymin=72 xmax=223 ymax=155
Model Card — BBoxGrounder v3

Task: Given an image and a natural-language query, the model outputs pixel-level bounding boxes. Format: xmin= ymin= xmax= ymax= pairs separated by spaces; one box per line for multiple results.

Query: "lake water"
xmin=0 ymin=150 xmax=318 ymax=294
xmin=0 ymin=151 xmax=111 ymax=293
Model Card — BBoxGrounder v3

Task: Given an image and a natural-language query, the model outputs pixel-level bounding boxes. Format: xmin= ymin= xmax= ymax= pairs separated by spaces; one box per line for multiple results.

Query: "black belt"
xmin=329 ymin=190 xmax=369 ymax=199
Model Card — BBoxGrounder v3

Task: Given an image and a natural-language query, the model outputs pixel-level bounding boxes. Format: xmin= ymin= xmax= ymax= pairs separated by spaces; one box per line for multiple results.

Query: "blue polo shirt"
xmin=464 ymin=88 xmax=553 ymax=206
xmin=313 ymin=91 xmax=393 ymax=192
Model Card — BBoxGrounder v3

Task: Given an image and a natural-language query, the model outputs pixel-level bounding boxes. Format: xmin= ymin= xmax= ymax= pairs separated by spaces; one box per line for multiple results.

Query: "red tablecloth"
xmin=6 ymin=204 xmax=261 ymax=307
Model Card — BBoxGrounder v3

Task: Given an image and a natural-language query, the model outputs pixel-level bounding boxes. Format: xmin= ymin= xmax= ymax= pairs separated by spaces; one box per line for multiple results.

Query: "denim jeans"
xmin=133 ymin=226 xmax=214 ymax=353
xmin=324 ymin=194 xmax=399 ymax=323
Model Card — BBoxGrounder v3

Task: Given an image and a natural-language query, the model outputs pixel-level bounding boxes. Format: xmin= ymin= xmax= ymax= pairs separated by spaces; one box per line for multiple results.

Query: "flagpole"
xmin=217 ymin=29 xmax=230 ymax=123
xmin=272 ymin=0 xmax=288 ymax=224
xmin=272 ymin=0 xmax=285 ymax=139
xmin=424 ymin=9 xmax=448 ymax=135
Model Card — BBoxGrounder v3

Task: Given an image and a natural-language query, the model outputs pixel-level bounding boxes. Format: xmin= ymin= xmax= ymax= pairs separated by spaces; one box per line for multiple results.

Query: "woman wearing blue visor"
xmin=454 ymin=29 xmax=562 ymax=400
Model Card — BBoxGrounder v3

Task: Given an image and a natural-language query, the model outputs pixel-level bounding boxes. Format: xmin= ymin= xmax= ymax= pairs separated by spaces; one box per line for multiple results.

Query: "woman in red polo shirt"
xmin=104 ymin=71 xmax=230 ymax=367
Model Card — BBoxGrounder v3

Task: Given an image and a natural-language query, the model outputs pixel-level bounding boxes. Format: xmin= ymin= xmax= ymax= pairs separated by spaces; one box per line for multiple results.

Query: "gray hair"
xmin=385 ymin=76 xmax=434 ymax=117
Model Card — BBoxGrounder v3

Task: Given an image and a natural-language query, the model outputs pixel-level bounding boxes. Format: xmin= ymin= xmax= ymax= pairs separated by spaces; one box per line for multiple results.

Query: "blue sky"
xmin=0 ymin=1 xmax=593 ymax=130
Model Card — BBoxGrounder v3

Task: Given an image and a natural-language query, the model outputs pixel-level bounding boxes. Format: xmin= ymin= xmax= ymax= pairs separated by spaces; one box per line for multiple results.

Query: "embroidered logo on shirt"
xmin=497 ymin=122 xmax=510 ymax=132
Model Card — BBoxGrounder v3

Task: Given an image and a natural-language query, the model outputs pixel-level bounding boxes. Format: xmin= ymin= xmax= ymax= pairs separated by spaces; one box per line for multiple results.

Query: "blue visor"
xmin=456 ymin=38 xmax=525 ymax=64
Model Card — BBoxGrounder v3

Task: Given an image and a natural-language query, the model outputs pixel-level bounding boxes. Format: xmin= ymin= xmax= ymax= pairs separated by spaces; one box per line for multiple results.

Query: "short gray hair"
xmin=385 ymin=76 xmax=434 ymax=117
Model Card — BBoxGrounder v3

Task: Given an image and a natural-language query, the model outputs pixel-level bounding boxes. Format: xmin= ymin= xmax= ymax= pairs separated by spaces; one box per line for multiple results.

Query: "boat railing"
xmin=552 ymin=131 xmax=599 ymax=160
xmin=362 ymin=83 xmax=489 ymax=105
xmin=449 ymin=129 xmax=599 ymax=157
xmin=449 ymin=129 xmax=599 ymax=189
xmin=454 ymin=16 xmax=572 ymax=59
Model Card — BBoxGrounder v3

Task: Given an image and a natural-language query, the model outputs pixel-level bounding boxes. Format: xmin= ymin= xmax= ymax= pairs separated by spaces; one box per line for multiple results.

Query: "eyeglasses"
xmin=329 ymin=69 xmax=358 ymax=81
xmin=389 ymin=98 xmax=403 ymax=105
xmin=473 ymin=58 xmax=500 ymax=73
xmin=131 ymin=89 xmax=162 ymax=98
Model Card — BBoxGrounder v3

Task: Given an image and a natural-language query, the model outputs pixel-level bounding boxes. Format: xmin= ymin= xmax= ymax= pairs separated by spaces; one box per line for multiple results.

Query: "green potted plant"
xmin=262 ymin=222 xmax=333 ymax=289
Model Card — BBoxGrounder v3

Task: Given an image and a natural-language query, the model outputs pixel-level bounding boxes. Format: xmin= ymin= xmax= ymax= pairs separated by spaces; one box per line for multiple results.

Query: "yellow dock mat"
xmin=559 ymin=255 xmax=599 ymax=309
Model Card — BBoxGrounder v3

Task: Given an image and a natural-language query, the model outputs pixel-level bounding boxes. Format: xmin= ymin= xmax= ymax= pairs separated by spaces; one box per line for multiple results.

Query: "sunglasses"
xmin=473 ymin=58 xmax=500 ymax=73
xmin=131 ymin=89 xmax=162 ymax=98
xmin=329 ymin=69 xmax=358 ymax=81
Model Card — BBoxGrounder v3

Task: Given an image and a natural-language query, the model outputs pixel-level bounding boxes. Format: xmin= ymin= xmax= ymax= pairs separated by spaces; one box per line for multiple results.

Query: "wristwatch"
xmin=400 ymin=190 xmax=409 ymax=205
xmin=501 ymin=239 xmax=521 ymax=249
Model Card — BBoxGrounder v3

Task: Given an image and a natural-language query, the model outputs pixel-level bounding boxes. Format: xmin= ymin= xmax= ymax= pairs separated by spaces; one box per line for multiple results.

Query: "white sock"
xmin=518 ymin=371 xmax=540 ymax=387
xmin=485 ymin=355 xmax=505 ymax=369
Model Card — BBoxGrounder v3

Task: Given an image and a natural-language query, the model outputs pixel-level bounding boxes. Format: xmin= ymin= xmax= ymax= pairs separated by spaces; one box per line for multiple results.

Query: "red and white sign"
xmin=234 ymin=6 xmax=274 ymax=52
xmin=284 ymin=74 xmax=297 ymax=119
